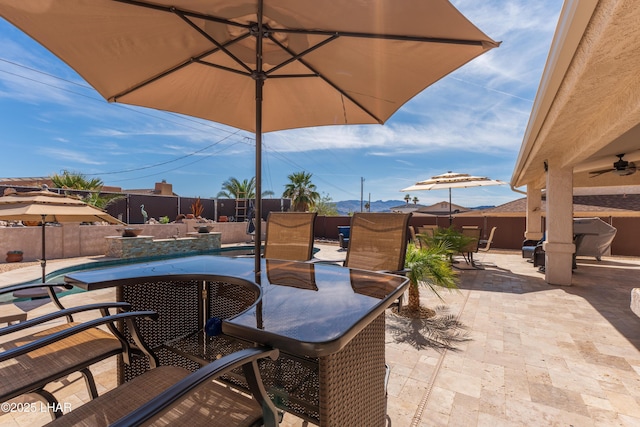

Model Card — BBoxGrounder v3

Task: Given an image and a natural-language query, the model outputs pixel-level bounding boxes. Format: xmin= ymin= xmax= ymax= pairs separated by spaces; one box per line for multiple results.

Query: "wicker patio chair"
xmin=263 ymin=212 xmax=317 ymax=261
xmin=344 ymin=212 xmax=412 ymax=274
xmin=45 ymin=347 xmax=280 ymax=427
xmin=0 ymin=282 xmax=158 ymax=420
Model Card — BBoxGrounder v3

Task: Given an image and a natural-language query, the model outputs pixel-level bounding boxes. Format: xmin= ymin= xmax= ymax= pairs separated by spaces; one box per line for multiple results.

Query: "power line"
xmin=86 ymin=131 xmax=246 ymax=176
xmin=109 ymin=140 xmax=247 ymax=183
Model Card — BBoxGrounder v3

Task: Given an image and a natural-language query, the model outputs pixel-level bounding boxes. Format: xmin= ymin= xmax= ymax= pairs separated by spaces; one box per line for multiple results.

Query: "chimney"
xmin=154 ymin=180 xmax=173 ymax=195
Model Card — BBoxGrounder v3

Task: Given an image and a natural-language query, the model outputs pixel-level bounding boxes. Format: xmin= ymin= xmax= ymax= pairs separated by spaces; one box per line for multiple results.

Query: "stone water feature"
xmin=105 ymin=228 xmax=221 ymax=259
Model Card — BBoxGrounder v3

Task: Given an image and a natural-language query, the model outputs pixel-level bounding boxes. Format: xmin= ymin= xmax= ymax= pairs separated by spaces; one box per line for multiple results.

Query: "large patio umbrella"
xmin=0 ymin=0 xmax=498 ymax=279
xmin=401 ymin=171 xmax=506 ymax=224
xmin=0 ymin=190 xmax=124 ymax=282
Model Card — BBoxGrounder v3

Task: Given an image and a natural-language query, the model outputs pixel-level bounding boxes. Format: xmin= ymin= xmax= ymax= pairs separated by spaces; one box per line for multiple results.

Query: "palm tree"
xmin=217 ymin=177 xmax=274 ymax=199
xmin=49 ymin=170 xmax=122 ymax=209
xmin=404 ymin=194 xmax=411 ymax=205
xmin=413 ymin=196 xmax=419 ymax=205
xmin=282 ymin=172 xmax=320 ymax=212
xmin=51 ymin=170 xmax=104 ymax=191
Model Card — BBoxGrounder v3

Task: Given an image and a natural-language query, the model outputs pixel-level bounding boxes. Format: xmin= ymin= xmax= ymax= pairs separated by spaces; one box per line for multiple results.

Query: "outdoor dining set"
xmin=0 ymin=0 xmax=499 ymax=425
xmin=1 ymin=212 xmax=414 ymax=426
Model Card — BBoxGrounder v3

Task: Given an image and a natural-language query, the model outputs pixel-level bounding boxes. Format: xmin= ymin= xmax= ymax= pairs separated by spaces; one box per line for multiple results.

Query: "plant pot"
xmin=6 ymin=252 xmax=23 ymax=262
xmin=116 ymin=228 xmax=143 ymax=237
xmin=194 ymin=225 xmax=214 ymax=233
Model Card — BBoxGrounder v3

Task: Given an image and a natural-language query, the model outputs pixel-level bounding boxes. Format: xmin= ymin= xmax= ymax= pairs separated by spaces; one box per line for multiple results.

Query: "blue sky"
xmin=0 ymin=1 xmax=564 ymax=207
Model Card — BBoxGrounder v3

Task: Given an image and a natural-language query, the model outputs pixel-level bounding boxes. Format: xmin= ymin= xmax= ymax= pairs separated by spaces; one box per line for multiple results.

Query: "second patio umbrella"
xmin=402 ymin=171 xmax=506 ymax=224
xmin=0 ymin=0 xmax=499 ymax=278
xmin=0 ymin=189 xmax=124 ymax=282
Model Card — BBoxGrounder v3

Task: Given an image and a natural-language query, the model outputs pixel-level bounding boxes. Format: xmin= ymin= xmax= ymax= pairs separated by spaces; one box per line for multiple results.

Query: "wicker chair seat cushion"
xmin=45 ymin=365 xmax=263 ymax=427
xmin=0 ymin=323 xmax=121 ymax=400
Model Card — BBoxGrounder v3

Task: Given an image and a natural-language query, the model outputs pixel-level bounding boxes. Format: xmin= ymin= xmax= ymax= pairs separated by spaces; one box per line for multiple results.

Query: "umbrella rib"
xmin=110 ymin=33 xmax=253 ymax=101
xmin=112 ymin=0 xmax=250 ymax=30
xmin=174 ymin=11 xmax=254 ymax=75
xmin=270 ymin=28 xmax=498 ymax=48
xmin=264 ymin=33 xmax=338 ymax=76
xmin=267 ymin=34 xmax=383 ymax=124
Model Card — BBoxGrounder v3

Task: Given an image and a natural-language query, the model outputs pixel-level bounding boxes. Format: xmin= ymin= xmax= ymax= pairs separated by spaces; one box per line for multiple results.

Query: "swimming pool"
xmin=1 ymin=246 xmax=256 ymax=304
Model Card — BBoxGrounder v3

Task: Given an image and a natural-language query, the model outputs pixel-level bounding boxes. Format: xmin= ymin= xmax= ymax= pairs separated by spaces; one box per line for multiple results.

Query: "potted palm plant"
xmin=402 ymin=240 xmax=459 ymax=318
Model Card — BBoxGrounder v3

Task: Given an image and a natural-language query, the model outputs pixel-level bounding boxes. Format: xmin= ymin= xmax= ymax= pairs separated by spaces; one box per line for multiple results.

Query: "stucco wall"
xmin=0 ymin=220 xmax=265 ymax=263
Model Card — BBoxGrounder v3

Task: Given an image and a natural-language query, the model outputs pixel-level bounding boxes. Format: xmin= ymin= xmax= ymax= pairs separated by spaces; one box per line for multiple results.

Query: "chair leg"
xmin=80 ymin=367 xmax=99 ymax=399
xmin=31 ymin=389 xmax=64 ymax=419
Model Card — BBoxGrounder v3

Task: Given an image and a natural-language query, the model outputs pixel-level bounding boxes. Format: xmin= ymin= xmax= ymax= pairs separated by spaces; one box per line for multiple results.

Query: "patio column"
xmin=525 ymin=186 xmax=543 ymax=241
xmin=543 ymin=163 xmax=574 ymax=285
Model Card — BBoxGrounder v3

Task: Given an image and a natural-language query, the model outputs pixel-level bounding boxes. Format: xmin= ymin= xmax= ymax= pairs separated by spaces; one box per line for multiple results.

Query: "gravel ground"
xmin=0 ymin=261 xmax=41 ymax=274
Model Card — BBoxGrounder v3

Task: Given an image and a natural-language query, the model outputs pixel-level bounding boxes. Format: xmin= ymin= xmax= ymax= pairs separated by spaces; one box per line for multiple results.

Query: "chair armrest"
xmin=110 ymin=346 xmax=280 ymax=427
xmin=0 ymin=302 xmax=132 ymax=337
xmin=379 ymin=268 xmax=409 ymax=276
xmin=0 ymin=310 xmax=158 ymax=362
xmin=1 ymin=282 xmax=75 ymax=313
xmin=0 ymin=282 xmax=74 ymax=296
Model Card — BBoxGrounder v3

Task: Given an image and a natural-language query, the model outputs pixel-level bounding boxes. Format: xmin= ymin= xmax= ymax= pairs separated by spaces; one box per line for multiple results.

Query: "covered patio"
xmin=512 ymin=0 xmax=640 ymax=285
xmin=2 ymin=247 xmax=639 ymax=426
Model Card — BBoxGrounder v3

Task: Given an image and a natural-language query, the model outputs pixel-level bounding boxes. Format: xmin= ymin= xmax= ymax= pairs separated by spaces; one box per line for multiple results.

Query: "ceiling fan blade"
xmin=589 ymin=168 xmax=613 ymax=177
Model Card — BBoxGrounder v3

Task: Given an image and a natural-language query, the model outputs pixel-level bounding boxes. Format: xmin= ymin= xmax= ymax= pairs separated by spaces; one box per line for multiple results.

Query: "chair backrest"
xmin=409 ymin=226 xmax=421 ymax=249
xmin=479 ymin=226 xmax=497 ymax=252
xmin=417 ymin=225 xmax=438 ymax=236
xmin=344 ymin=213 xmax=412 ymax=272
xmin=264 ymin=212 xmax=317 ymax=261
xmin=460 ymin=227 xmax=481 ymax=253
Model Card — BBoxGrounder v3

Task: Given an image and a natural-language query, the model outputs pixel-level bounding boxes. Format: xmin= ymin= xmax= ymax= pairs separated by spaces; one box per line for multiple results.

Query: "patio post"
xmin=543 ymin=163 xmax=574 ymax=285
xmin=525 ymin=186 xmax=544 ymax=241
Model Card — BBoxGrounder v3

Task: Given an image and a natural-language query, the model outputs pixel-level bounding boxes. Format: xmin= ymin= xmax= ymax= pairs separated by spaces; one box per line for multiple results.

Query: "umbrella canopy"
xmin=0 ymin=190 xmax=125 ymax=224
xmin=0 ymin=190 xmax=124 ymax=281
xmin=401 ymin=172 xmax=506 ymax=224
xmin=0 ymin=0 xmax=498 ymax=278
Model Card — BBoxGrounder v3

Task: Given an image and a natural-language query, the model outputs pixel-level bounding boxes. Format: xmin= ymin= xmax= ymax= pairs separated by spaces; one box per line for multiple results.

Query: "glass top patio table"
xmin=64 ymin=255 xmax=408 ymax=357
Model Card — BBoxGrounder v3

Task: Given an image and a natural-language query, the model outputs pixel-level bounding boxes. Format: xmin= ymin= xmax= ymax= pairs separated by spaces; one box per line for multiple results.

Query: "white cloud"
xmin=40 ymin=147 xmax=106 ymax=165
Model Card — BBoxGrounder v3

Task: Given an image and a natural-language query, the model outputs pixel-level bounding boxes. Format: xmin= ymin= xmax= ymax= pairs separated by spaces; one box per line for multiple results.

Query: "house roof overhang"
xmin=512 ymin=0 xmax=640 ymax=191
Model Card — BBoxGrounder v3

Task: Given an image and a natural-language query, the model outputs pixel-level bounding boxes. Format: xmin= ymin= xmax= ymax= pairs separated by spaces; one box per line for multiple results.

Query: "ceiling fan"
xmin=589 ymin=153 xmax=637 ymax=177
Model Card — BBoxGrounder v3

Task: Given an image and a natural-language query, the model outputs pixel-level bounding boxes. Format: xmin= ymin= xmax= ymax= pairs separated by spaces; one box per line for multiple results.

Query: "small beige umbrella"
xmin=0 ymin=0 xmax=499 ymax=278
xmin=0 ymin=189 xmax=124 ymax=282
xmin=402 ymin=171 xmax=507 ymax=224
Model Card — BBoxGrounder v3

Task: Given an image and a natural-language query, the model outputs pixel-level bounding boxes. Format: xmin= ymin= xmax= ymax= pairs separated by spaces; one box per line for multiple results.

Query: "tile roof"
xmin=472 ymin=194 xmax=640 ymax=216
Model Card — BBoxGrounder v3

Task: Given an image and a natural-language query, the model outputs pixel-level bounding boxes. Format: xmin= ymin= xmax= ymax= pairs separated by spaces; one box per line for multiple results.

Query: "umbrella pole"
xmin=40 ymin=214 xmax=46 ymax=282
xmin=254 ymin=77 xmax=264 ymax=284
xmin=254 ymin=1 xmax=265 ymax=284
xmin=449 ymin=188 xmax=453 ymax=226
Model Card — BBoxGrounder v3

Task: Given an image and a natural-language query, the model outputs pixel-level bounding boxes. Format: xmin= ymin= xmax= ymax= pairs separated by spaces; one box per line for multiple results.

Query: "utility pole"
xmin=360 ymin=177 xmax=365 ymax=212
